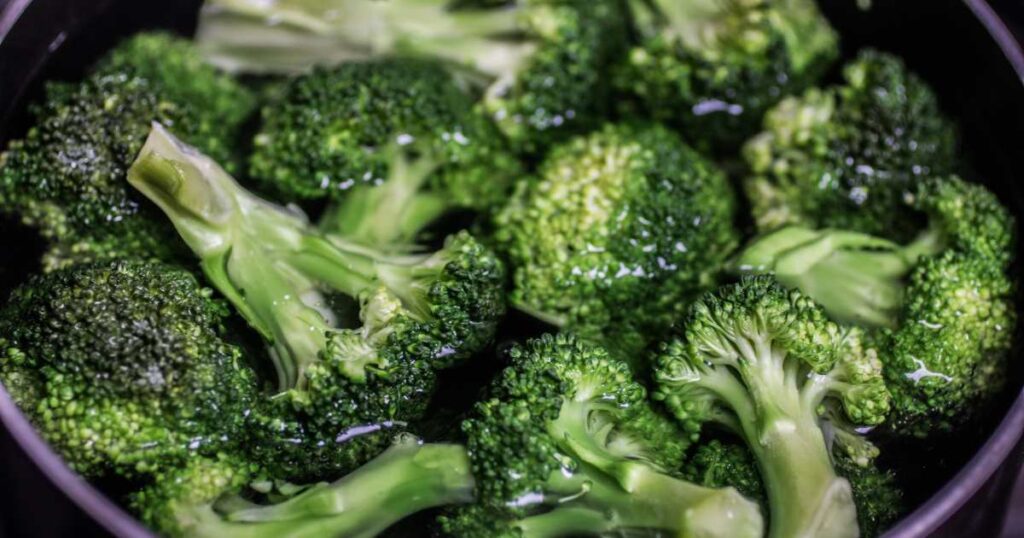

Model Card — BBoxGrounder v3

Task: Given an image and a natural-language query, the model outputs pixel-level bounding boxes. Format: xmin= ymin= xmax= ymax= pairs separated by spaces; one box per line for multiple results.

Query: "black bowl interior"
xmin=2 ymin=0 xmax=1024 ymax=537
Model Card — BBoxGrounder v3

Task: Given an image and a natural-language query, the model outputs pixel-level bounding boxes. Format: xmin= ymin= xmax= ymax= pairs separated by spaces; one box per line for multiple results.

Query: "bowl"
xmin=2 ymin=0 xmax=1024 ymax=536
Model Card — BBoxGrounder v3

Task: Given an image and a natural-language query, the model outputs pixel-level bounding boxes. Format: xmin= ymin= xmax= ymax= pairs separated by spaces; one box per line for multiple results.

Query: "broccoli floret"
xmin=654 ymin=277 xmax=891 ymax=538
xmin=128 ymin=123 xmax=506 ymax=480
xmin=248 ymin=59 xmax=521 ymax=243
xmin=834 ymin=455 xmax=903 ymax=538
xmin=440 ymin=334 xmax=764 ymax=538
xmin=0 ymin=33 xmax=255 ymax=270
xmin=683 ymin=440 xmax=766 ymax=508
xmin=495 ymin=123 xmax=739 ymax=362
xmin=196 ymin=0 xmax=630 ymax=152
xmin=133 ymin=436 xmax=474 ymax=538
xmin=615 ymin=0 xmax=838 ymax=150
xmin=879 ymin=251 xmax=1015 ymax=437
xmin=0 ymin=260 xmax=257 ymax=478
xmin=743 ymin=50 xmax=957 ymax=238
xmin=734 ymin=175 xmax=1013 ymax=328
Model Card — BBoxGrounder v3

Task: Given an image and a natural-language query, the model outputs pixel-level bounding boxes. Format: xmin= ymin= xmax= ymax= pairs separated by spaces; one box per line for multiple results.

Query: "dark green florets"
xmin=448 ymin=333 xmax=762 ymax=538
xmin=0 ymin=32 xmax=254 ymax=270
xmin=495 ymin=123 xmax=739 ymax=359
xmin=249 ymin=59 xmax=519 ymax=209
xmin=0 ymin=260 xmax=257 ymax=478
xmin=616 ymin=0 xmax=838 ymax=150
xmin=880 ymin=251 xmax=1015 ymax=437
xmin=744 ymin=50 xmax=957 ymax=239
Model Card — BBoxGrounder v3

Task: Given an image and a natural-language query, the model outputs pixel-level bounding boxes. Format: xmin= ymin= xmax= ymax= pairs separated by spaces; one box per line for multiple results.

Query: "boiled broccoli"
xmin=0 ymin=260 xmax=257 ymax=478
xmin=196 ymin=0 xmax=630 ymax=152
xmin=735 ymin=174 xmax=1012 ymax=327
xmin=0 ymin=32 xmax=254 ymax=271
xmin=494 ymin=123 xmax=739 ymax=361
xmin=615 ymin=0 xmax=838 ymax=150
xmin=440 ymin=333 xmax=764 ymax=538
xmin=734 ymin=175 xmax=1015 ymax=436
xmin=654 ymin=276 xmax=892 ymax=538
xmin=133 ymin=436 xmax=474 ymax=538
xmin=128 ymin=123 xmax=506 ymax=480
xmin=248 ymin=59 xmax=521 ymax=243
xmin=743 ymin=50 xmax=957 ymax=238
xmin=684 ymin=439 xmax=903 ymax=538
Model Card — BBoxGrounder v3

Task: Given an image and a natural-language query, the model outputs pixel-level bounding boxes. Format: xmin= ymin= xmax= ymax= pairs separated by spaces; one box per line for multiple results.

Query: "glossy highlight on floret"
xmin=249 ymin=59 xmax=521 ymax=237
xmin=129 ymin=123 xmax=506 ymax=480
xmin=133 ymin=436 xmax=474 ymax=538
xmin=495 ymin=123 xmax=739 ymax=360
xmin=616 ymin=0 xmax=838 ymax=150
xmin=0 ymin=32 xmax=255 ymax=270
xmin=744 ymin=50 xmax=957 ymax=238
xmin=655 ymin=276 xmax=891 ymax=538
xmin=442 ymin=333 xmax=763 ymax=538
xmin=196 ymin=0 xmax=630 ymax=152
xmin=0 ymin=260 xmax=257 ymax=478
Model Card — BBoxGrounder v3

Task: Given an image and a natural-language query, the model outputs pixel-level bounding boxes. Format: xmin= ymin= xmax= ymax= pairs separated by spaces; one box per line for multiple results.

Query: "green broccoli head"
xmin=0 ymin=32 xmax=254 ymax=269
xmin=495 ymin=123 xmax=739 ymax=360
xmin=128 ymin=123 xmax=506 ymax=480
xmin=0 ymin=260 xmax=257 ymax=478
xmin=880 ymin=251 xmax=1015 ymax=437
xmin=249 ymin=59 xmax=521 ymax=232
xmin=683 ymin=440 xmax=766 ymax=508
xmin=734 ymin=175 xmax=1014 ymax=328
xmin=655 ymin=276 xmax=891 ymax=538
xmin=744 ymin=50 xmax=957 ymax=238
xmin=133 ymin=437 xmax=474 ymax=538
xmin=616 ymin=0 xmax=838 ymax=150
xmin=197 ymin=0 xmax=630 ymax=153
xmin=833 ymin=455 xmax=903 ymax=538
xmin=442 ymin=333 xmax=763 ymax=538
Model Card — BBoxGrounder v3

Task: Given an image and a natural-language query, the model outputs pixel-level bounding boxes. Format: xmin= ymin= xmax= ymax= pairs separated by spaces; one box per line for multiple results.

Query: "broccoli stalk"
xmin=129 ymin=122 xmax=503 ymax=390
xmin=655 ymin=277 xmax=891 ymax=538
xmin=137 ymin=437 xmax=474 ymax=538
xmin=196 ymin=0 xmax=534 ymax=79
xmin=443 ymin=334 xmax=764 ymax=538
xmin=318 ymin=144 xmax=448 ymax=247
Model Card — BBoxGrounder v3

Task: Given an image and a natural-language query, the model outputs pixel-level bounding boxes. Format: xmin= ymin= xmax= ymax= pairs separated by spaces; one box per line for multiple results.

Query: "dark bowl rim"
xmin=1 ymin=1 xmax=1023 ymax=537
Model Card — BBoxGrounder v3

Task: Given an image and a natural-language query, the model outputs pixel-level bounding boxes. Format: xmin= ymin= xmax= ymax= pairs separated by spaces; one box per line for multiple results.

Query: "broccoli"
xmin=743 ymin=50 xmax=957 ymax=238
xmin=0 ymin=32 xmax=255 ymax=270
xmin=685 ymin=439 xmax=902 ymax=538
xmin=196 ymin=0 xmax=630 ymax=152
xmin=654 ymin=276 xmax=892 ymax=538
xmin=615 ymin=0 xmax=838 ymax=150
xmin=128 ymin=123 xmax=506 ymax=480
xmin=248 ymin=59 xmax=521 ymax=243
xmin=494 ymin=123 xmax=739 ymax=361
xmin=734 ymin=175 xmax=1016 ymax=436
xmin=133 ymin=436 xmax=474 ymax=538
xmin=440 ymin=334 xmax=764 ymax=538
xmin=0 ymin=260 xmax=257 ymax=478
xmin=734 ymin=175 xmax=1012 ymax=327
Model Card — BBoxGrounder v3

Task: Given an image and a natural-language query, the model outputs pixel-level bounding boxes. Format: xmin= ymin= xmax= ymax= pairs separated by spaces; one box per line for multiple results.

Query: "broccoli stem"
xmin=320 ymin=147 xmax=448 ymax=246
xmin=716 ymin=334 xmax=859 ymax=538
xmin=529 ymin=463 xmax=762 ymax=538
xmin=189 ymin=440 xmax=474 ymax=538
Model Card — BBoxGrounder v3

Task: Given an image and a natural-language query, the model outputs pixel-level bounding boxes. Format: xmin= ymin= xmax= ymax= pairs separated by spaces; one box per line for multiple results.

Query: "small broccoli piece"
xmin=834 ymin=455 xmax=903 ymax=538
xmin=0 ymin=260 xmax=257 ymax=478
xmin=128 ymin=123 xmax=505 ymax=480
xmin=734 ymin=175 xmax=1013 ymax=328
xmin=133 ymin=436 xmax=474 ymax=538
xmin=743 ymin=50 xmax=957 ymax=238
xmin=440 ymin=334 xmax=763 ymax=538
xmin=655 ymin=277 xmax=891 ymax=538
xmin=495 ymin=123 xmax=739 ymax=361
xmin=879 ymin=251 xmax=1015 ymax=437
xmin=615 ymin=0 xmax=838 ymax=150
xmin=248 ymin=59 xmax=520 ymax=243
xmin=0 ymin=32 xmax=255 ymax=270
xmin=683 ymin=440 xmax=766 ymax=508
xmin=196 ymin=0 xmax=630 ymax=152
